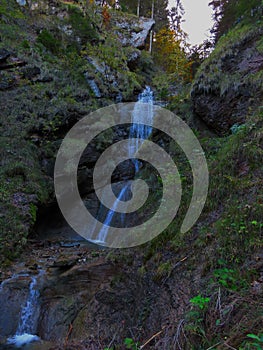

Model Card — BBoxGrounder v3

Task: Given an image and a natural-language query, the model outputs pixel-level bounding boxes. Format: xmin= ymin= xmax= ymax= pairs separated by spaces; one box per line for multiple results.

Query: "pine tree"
xmin=209 ymin=0 xmax=262 ymax=43
xmin=168 ymin=0 xmax=188 ymax=44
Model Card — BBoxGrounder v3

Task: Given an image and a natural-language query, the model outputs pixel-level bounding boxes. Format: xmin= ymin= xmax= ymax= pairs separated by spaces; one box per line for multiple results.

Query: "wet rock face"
xmin=0 ymin=277 xmax=32 ymax=336
xmin=191 ymin=27 xmax=263 ymax=135
xmin=37 ymin=261 xmax=117 ymax=341
xmin=113 ymin=16 xmax=155 ymax=49
xmin=0 ymin=234 xmax=193 ymax=348
xmin=191 ymin=90 xmax=251 ymax=134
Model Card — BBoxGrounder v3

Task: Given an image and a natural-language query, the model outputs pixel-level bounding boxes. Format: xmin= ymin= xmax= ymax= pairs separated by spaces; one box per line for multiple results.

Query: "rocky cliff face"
xmin=0 ymin=0 xmax=155 ymax=263
xmin=191 ymin=22 xmax=263 ymax=135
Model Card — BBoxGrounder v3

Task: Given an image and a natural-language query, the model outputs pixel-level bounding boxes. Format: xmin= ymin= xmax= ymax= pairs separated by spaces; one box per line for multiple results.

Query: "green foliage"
xmin=198 ymin=108 xmax=263 ymax=265
xmin=0 ymin=137 xmax=50 ymax=263
xmin=213 ymin=267 xmax=240 ymax=290
xmin=37 ymin=29 xmax=61 ymax=55
xmin=154 ymin=261 xmax=172 ymax=281
xmin=185 ymin=295 xmax=210 ymax=347
xmin=154 ymin=28 xmax=192 ymax=82
xmin=29 ymin=203 xmax=37 ymax=224
xmin=124 ymin=338 xmax=140 ymax=350
xmin=134 ymin=50 xmax=154 ymax=78
xmin=189 ymin=294 xmax=210 ymax=310
xmin=209 ymin=0 xmax=262 ymax=43
xmin=68 ymin=6 xmax=99 ymax=43
xmin=84 ymin=32 xmax=142 ymax=99
xmin=192 ymin=20 xmax=263 ymax=117
xmin=0 ymin=0 xmax=25 ymax=20
xmin=240 ymin=333 xmax=263 ymax=350
xmin=103 ymin=338 xmax=140 ymax=350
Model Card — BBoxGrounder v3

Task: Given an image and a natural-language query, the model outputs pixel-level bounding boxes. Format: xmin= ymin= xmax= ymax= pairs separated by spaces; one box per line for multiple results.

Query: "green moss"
xmin=37 ymin=29 xmax=62 ymax=55
xmin=0 ymin=135 xmax=51 ymax=263
xmin=0 ymin=0 xmax=25 ymax=20
xmin=192 ymin=20 xmax=263 ymax=102
xmin=256 ymin=31 xmax=263 ymax=52
xmin=153 ymin=261 xmax=172 ymax=281
xmin=68 ymin=5 xmax=99 ymax=43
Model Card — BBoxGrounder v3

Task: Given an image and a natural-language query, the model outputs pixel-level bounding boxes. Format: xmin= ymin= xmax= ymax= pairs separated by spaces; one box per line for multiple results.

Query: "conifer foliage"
xmin=209 ymin=0 xmax=262 ymax=42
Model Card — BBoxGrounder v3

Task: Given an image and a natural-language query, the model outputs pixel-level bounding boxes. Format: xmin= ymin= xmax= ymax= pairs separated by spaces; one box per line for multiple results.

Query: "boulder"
xmin=131 ymin=18 xmax=155 ymax=48
xmin=113 ymin=15 xmax=155 ymax=49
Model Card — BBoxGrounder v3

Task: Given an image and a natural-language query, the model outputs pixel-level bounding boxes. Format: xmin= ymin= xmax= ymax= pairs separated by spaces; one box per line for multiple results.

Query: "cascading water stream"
xmin=95 ymin=183 xmax=130 ymax=243
xmin=129 ymin=86 xmax=154 ymax=171
xmin=93 ymin=86 xmax=154 ymax=244
xmin=7 ymin=271 xmax=43 ymax=348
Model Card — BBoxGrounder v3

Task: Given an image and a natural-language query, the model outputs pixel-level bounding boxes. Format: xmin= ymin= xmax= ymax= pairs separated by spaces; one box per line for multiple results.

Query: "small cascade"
xmin=7 ymin=271 xmax=43 ymax=348
xmin=129 ymin=86 xmax=154 ymax=171
xmin=93 ymin=86 xmax=154 ymax=244
xmin=85 ymin=76 xmax=102 ymax=98
xmin=16 ymin=0 xmax=26 ymax=6
xmin=95 ymin=183 xmax=130 ymax=244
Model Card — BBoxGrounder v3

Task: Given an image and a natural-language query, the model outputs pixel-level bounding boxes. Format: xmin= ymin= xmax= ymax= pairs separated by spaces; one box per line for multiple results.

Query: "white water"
xmin=16 ymin=0 xmax=26 ymax=6
xmin=7 ymin=272 xmax=43 ymax=348
xmin=129 ymin=86 xmax=154 ymax=171
xmin=85 ymin=77 xmax=102 ymax=98
xmin=94 ymin=183 xmax=130 ymax=244
xmin=93 ymin=86 xmax=154 ymax=244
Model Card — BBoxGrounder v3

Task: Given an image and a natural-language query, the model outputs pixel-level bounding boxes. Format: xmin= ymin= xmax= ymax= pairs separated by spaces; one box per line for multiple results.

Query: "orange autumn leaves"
xmin=154 ymin=28 xmax=192 ymax=82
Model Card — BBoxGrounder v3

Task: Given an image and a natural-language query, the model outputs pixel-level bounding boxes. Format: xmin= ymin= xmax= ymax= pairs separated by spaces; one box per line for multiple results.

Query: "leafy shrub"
xmin=37 ymin=29 xmax=61 ymax=55
xmin=189 ymin=294 xmax=210 ymax=310
xmin=68 ymin=6 xmax=99 ymax=43
xmin=240 ymin=333 xmax=263 ymax=350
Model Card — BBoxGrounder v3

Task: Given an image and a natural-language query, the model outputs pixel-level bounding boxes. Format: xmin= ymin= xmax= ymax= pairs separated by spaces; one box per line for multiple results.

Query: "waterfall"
xmin=93 ymin=86 xmax=154 ymax=244
xmin=85 ymin=76 xmax=102 ymax=98
xmin=16 ymin=0 xmax=27 ymax=5
xmin=129 ymin=86 xmax=154 ymax=171
xmin=7 ymin=272 xmax=43 ymax=348
xmin=95 ymin=183 xmax=130 ymax=243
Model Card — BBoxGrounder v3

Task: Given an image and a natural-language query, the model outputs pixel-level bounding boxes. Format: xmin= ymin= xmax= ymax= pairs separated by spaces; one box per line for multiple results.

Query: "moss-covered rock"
xmin=191 ymin=20 xmax=263 ymax=135
xmin=0 ymin=0 xmax=154 ymax=263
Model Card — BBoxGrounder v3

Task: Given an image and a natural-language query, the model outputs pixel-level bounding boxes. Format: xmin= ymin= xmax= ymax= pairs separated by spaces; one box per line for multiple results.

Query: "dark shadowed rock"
xmin=21 ymin=66 xmax=41 ymax=80
xmin=0 ymin=49 xmax=10 ymax=63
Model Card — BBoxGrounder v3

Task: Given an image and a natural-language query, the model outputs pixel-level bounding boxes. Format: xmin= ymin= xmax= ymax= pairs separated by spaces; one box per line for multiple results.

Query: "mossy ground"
xmin=137 ymin=106 xmax=263 ymax=349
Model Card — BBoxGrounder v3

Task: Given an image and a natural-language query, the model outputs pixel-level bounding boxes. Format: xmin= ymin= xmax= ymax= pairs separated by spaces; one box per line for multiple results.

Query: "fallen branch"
xmin=0 ymin=61 xmax=27 ymax=70
xmin=140 ymin=327 xmax=166 ymax=349
xmin=206 ymin=341 xmax=223 ymax=350
xmin=64 ymin=323 xmax=73 ymax=346
xmin=162 ymin=256 xmax=188 ymax=285
xmin=173 ymin=319 xmax=185 ymax=350
xmin=223 ymin=343 xmax=238 ymax=350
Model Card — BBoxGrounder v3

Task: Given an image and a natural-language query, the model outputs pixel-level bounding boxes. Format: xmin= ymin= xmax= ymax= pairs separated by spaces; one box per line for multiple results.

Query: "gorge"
xmin=0 ymin=1 xmax=262 ymax=349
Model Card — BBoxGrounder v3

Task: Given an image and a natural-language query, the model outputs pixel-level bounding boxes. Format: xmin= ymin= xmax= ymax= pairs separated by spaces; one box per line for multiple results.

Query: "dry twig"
xmin=64 ymin=323 xmax=73 ymax=346
xmin=140 ymin=327 xmax=166 ymax=349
